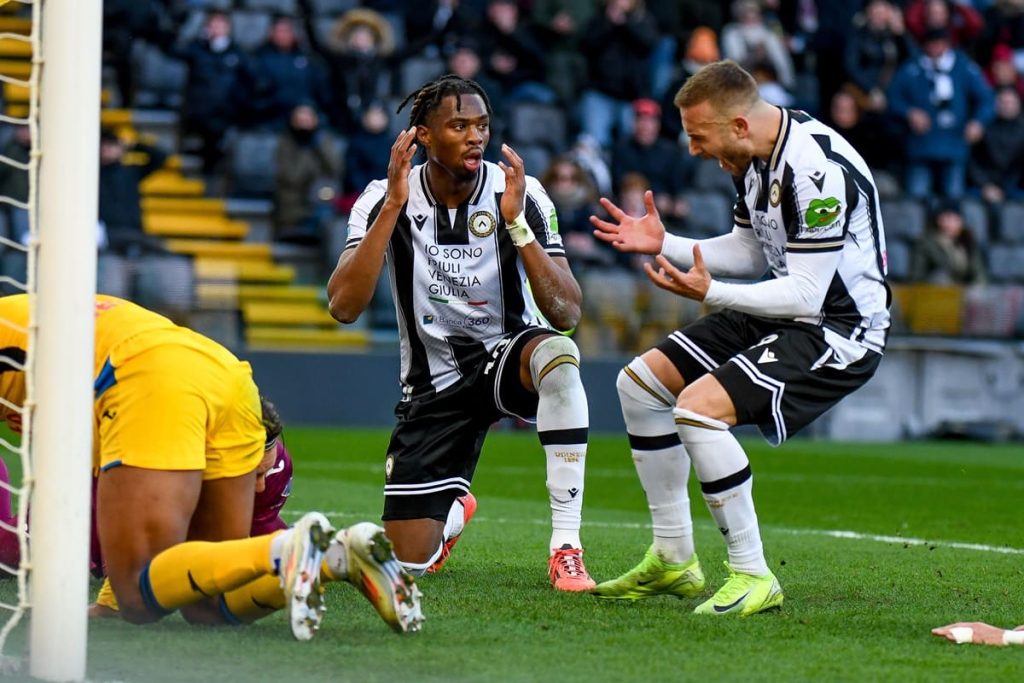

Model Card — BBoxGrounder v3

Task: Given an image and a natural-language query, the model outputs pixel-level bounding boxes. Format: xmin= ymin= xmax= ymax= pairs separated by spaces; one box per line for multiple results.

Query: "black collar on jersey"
xmin=768 ymin=106 xmax=791 ymax=172
xmin=419 ymin=163 xmax=488 ymax=208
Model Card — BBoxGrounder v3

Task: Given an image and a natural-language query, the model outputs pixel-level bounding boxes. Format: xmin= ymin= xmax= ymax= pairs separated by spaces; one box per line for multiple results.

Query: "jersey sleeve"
xmin=784 ymin=163 xmax=850 ymax=254
xmin=343 ymin=179 xmax=388 ymax=252
xmin=524 ymin=176 xmax=565 ymax=257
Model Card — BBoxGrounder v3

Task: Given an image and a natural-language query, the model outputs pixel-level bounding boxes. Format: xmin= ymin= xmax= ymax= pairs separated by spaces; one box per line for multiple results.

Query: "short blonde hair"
xmin=674 ymin=60 xmax=759 ymax=116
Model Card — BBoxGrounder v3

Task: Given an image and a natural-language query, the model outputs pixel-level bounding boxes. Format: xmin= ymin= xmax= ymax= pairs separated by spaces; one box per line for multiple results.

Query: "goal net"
xmin=0 ymin=0 xmax=101 ymax=680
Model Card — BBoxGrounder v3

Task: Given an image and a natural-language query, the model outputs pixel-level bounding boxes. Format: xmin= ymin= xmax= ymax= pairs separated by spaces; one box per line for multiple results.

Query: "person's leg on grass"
xmin=519 ymin=333 xmax=595 ymax=591
xmin=675 ymin=374 xmax=781 ymax=616
xmin=592 ymin=349 xmax=704 ymax=600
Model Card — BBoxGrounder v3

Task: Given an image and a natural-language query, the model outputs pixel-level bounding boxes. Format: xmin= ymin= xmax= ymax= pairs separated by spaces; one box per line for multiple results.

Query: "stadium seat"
xmin=880 ymin=198 xmax=926 ymax=242
xmin=309 ymin=0 xmax=359 ymax=15
xmin=680 ymin=191 xmax=732 ymax=236
xmin=961 ymin=285 xmax=1024 ymax=337
xmin=514 ymin=144 xmax=552 ymax=179
xmin=885 ymin=238 xmax=911 ymax=281
xmin=133 ymin=43 xmax=187 ymax=109
xmin=96 ymin=253 xmax=132 ymax=299
xmin=987 ymin=244 xmax=1024 ymax=283
xmin=230 ymin=132 xmax=280 ymax=197
xmin=997 ymin=201 xmax=1024 ymax=243
xmin=242 ymin=0 xmax=297 ymax=15
xmin=959 ymin=197 xmax=990 ymax=246
xmin=133 ymin=253 xmax=195 ymax=317
xmin=231 ymin=11 xmax=273 ymax=52
xmin=399 ymin=57 xmax=446 ymax=101
xmin=506 ymin=103 xmax=567 ymax=152
xmin=691 ymin=158 xmax=737 ymax=197
xmin=369 ymin=271 xmax=398 ymax=331
xmin=892 ymin=283 xmax=963 ymax=334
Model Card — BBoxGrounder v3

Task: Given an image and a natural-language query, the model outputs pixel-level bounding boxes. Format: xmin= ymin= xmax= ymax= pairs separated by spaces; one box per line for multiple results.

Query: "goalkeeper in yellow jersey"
xmin=0 ymin=294 xmax=423 ymax=638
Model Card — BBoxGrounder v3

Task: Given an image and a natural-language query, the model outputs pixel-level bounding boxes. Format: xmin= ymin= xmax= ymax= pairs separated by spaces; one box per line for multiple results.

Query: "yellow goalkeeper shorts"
xmin=93 ymin=338 xmax=263 ymax=481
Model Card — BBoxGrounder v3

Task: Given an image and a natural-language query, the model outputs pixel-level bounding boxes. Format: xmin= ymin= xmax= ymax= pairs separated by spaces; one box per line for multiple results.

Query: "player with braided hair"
xmin=328 ymin=75 xmax=597 ymax=591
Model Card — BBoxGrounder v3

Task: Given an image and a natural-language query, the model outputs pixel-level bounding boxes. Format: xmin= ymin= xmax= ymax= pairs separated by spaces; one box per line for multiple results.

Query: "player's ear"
xmin=415 ymin=124 xmax=429 ymax=149
xmin=732 ymin=115 xmax=750 ymax=140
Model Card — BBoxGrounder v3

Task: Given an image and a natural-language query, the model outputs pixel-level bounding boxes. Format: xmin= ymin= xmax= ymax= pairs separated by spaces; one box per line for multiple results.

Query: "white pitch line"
xmin=282 ymin=510 xmax=1024 ymax=556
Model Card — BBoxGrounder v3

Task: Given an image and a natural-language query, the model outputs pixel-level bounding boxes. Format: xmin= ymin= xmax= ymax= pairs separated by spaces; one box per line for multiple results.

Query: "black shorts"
xmin=382 ymin=326 xmax=553 ymax=522
xmin=655 ymin=310 xmax=882 ymax=446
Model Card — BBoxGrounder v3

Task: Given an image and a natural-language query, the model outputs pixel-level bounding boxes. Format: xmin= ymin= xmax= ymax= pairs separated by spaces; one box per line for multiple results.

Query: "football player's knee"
xmin=672 ymin=406 xmax=730 ymax=439
xmin=530 ymin=336 xmax=581 ymax=394
xmin=115 ymin=590 xmax=165 ymax=625
xmin=616 ymin=358 xmax=675 ymax=413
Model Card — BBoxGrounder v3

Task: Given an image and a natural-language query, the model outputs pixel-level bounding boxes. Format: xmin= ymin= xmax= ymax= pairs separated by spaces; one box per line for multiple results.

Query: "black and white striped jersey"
xmin=733 ymin=107 xmax=891 ymax=358
xmin=345 ymin=161 xmax=564 ymax=400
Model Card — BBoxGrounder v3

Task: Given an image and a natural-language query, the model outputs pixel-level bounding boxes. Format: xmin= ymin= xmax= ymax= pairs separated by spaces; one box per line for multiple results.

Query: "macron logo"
xmin=413 ymin=215 xmax=428 ymax=231
xmin=757 ymin=348 xmax=778 ymax=364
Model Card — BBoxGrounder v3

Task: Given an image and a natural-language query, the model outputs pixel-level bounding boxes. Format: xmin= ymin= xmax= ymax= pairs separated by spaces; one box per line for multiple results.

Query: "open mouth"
xmin=463 ymin=150 xmax=482 ymax=171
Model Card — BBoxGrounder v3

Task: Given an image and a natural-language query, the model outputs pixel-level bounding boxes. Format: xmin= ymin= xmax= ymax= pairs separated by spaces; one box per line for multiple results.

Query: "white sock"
xmin=399 ymin=544 xmax=442 ymax=578
xmin=269 ymin=528 xmax=292 ymax=575
xmin=676 ymin=414 xmax=769 ymax=576
xmin=442 ymin=497 xmax=467 ymax=541
xmin=531 ymin=337 xmax=587 ymax=552
xmin=617 ymin=359 xmax=694 ymax=564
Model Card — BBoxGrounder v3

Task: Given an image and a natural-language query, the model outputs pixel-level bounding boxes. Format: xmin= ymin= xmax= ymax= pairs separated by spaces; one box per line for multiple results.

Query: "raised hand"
xmin=384 ymin=127 xmax=418 ymax=208
xmin=643 ymin=244 xmax=712 ymax=301
xmin=498 ymin=143 xmax=526 ymax=222
xmin=590 ymin=190 xmax=667 ymax=255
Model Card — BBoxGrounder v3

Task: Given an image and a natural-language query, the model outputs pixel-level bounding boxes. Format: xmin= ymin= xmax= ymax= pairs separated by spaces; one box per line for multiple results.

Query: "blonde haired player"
xmin=0 ymin=294 xmax=422 ymax=638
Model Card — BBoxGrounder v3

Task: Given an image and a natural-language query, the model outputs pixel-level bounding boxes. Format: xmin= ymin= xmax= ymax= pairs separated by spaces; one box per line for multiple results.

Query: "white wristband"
xmin=506 ymin=212 xmax=535 ymax=248
xmin=950 ymin=627 xmax=974 ymax=644
xmin=1004 ymin=630 xmax=1024 ymax=646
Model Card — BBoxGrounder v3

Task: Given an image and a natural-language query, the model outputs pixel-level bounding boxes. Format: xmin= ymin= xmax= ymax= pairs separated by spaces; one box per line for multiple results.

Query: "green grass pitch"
xmin=2 ymin=428 xmax=1023 ymax=681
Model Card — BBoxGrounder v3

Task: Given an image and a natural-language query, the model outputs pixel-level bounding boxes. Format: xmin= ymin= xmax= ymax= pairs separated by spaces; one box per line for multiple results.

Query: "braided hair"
xmin=397 ymin=74 xmax=492 ymax=128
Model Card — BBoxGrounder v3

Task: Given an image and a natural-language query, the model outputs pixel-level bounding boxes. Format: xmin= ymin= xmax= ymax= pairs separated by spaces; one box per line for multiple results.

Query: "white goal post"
xmin=0 ymin=0 xmax=100 ymax=680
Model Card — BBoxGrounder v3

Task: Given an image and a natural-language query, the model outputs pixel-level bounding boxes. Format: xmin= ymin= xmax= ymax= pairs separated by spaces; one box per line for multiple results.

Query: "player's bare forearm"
xmin=521 ymin=250 xmax=582 ymax=331
xmin=327 ymin=202 xmax=402 ymax=323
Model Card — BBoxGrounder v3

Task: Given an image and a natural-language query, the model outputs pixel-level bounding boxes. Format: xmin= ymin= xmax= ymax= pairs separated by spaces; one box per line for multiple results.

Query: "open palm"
xmin=590 ymin=190 xmax=666 ymax=255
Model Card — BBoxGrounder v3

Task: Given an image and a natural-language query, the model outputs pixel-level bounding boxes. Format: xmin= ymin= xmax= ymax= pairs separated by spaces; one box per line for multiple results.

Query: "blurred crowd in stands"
xmin=4 ymin=0 xmax=1024 ymax=348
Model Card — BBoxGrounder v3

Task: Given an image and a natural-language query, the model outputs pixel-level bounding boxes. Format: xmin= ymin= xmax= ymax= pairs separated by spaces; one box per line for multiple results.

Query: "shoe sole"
xmin=286 ymin=516 xmax=334 ymax=641
xmin=355 ymin=529 xmax=425 ymax=634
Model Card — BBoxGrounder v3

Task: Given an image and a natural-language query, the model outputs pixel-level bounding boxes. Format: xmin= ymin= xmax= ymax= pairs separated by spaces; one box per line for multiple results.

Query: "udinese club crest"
xmin=469 ymin=210 xmax=497 ymax=238
xmin=769 ymin=179 xmax=782 ymax=207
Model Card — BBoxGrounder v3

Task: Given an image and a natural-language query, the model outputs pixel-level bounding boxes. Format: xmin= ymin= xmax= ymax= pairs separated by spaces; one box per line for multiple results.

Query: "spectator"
xmin=905 ymin=0 xmax=984 ymax=52
xmin=612 ymin=99 xmax=690 ymax=227
xmin=174 ymin=11 xmax=247 ymax=177
xmin=102 ymin=0 xmax=173 ymax=107
xmin=238 ymin=15 xmax=331 ymax=131
xmin=0 ymin=125 xmax=30 ymax=245
xmin=579 ymin=0 xmax=659 ymax=147
xmin=969 ymin=87 xmax=1024 ymax=203
xmin=402 ymin=0 xmax=484 ymax=58
xmin=721 ymin=0 xmax=795 ymax=91
xmin=299 ymin=3 xmax=396 ymax=135
xmin=533 ymin=0 xmax=596 ymax=105
xmin=826 ymin=90 xmax=900 ymax=187
xmin=567 ymin=133 xmax=613 ymax=197
xmin=752 ymin=61 xmax=794 ymax=107
xmin=911 ymin=200 xmax=986 ymax=285
xmin=843 ymin=0 xmax=913 ymax=116
xmin=98 ymin=129 xmax=169 ymax=256
xmin=979 ymin=0 xmax=1024 ymax=73
xmin=659 ymin=27 xmax=721 ymax=142
xmin=477 ymin=0 xmax=556 ymax=115
xmin=888 ymin=28 xmax=995 ymax=201
xmin=273 ymin=105 xmax=341 ymax=246
xmin=539 ymin=156 xmax=611 ymax=269
xmin=342 ymin=102 xmax=392 ymax=212
xmin=985 ymin=44 xmax=1024 ymax=99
